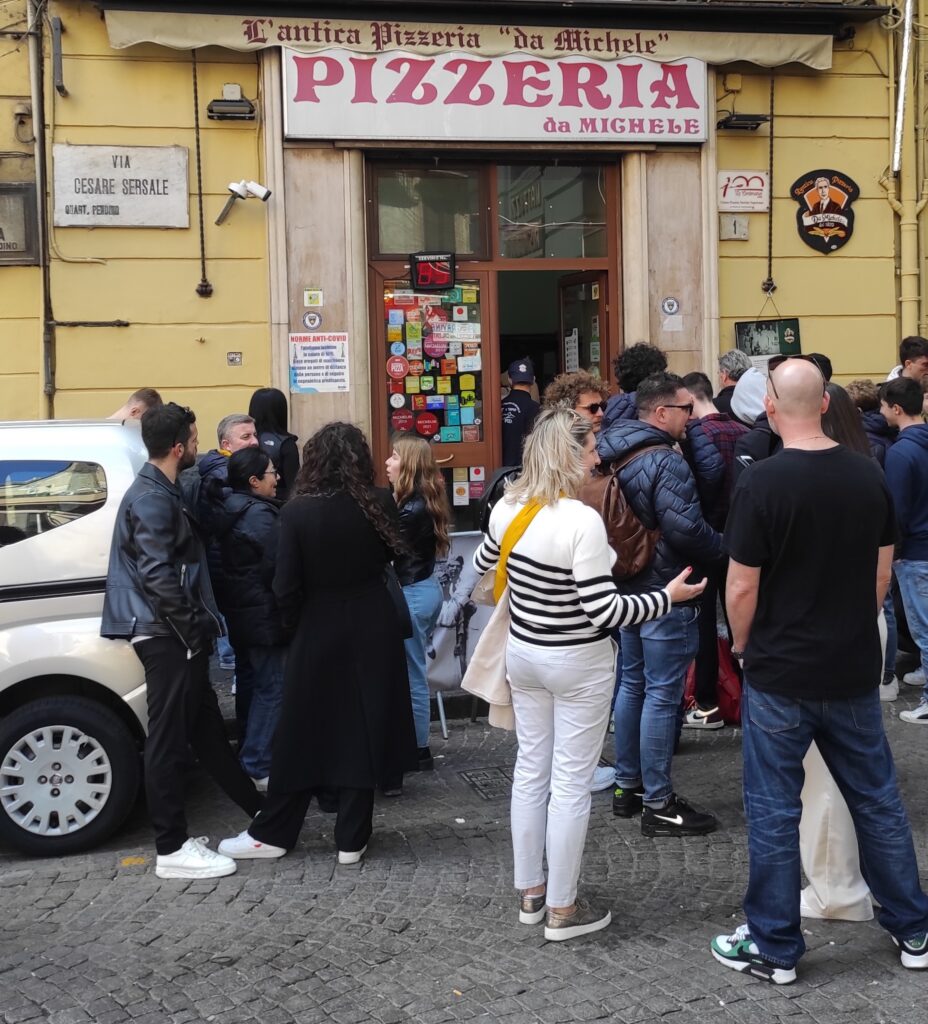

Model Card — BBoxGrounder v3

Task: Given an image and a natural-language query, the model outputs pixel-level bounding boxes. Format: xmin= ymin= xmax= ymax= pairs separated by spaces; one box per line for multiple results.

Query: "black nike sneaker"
xmin=641 ymin=794 xmax=717 ymax=837
xmin=612 ymin=786 xmax=644 ymax=818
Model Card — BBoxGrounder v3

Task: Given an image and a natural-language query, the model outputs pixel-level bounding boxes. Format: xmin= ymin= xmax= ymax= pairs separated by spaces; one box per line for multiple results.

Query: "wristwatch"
xmin=731 ymin=649 xmax=745 ymax=661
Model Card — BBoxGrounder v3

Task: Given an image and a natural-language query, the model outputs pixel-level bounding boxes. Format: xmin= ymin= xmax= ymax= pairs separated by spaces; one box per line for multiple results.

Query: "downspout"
xmin=917 ymin=0 xmax=928 ymax=336
xmin=882 ymin=0 xmax=925 ymax=340
xmin=27 ymin=0 xmax=54 ymax=417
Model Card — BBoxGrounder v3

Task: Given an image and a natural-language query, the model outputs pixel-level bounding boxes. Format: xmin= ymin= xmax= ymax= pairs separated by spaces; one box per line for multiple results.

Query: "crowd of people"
xmin=99 ymin=331 xmax=928 ymax=982
xmin=102 ymin=390 xmax=451 ymax=876
xmin=492 ymin=337 xmax=928 ymax=971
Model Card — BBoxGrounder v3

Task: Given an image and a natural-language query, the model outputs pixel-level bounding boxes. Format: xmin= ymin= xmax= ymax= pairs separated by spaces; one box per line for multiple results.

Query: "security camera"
xmin=244 ymin=180 xmax=271 ymax=201
xmin=216 ymin=179 xmax=272 ymax=224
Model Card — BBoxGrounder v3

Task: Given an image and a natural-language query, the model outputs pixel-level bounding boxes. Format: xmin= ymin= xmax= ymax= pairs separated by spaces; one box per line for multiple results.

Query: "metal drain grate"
xmin=458 ymin=766 xmax=514 ymax=801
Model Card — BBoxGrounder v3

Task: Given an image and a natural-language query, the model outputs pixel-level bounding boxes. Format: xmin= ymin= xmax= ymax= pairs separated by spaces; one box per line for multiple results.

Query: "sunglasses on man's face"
xmin=767 ymin=355 xmax=826 ymax=399
xmin=576 ymin=402 xmax=604 ymax=415
xmin=661 ymin=402 xmax=695 ymax=416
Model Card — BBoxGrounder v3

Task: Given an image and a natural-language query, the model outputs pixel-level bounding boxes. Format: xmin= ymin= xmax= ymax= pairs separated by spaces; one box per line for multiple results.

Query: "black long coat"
xmin=270 ymin=489 xmax=418 ymax=791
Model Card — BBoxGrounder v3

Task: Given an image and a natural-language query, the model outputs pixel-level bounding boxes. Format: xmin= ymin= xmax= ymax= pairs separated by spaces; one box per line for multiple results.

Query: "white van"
xmin=0 ymin=420 xmax=148 ymax=854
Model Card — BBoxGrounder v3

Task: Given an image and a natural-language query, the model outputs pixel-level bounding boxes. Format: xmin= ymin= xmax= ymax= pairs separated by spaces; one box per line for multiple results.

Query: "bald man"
xmin=709 ymin=357 xmax=928 ymax=984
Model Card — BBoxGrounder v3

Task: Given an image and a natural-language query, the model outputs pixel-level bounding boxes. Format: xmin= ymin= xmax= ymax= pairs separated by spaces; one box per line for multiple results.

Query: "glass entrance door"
xmin=559 ymin=271 xmax=608 ymax=379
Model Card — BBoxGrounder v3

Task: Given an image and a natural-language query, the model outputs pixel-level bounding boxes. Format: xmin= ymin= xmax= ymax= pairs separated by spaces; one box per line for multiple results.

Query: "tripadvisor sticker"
xmin=790 ymin=169 xmax=859 ymax=254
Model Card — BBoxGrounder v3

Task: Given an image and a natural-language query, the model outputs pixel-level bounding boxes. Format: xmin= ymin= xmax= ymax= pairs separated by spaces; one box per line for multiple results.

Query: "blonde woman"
xmin=385 ymin=434 xmax=453 ymax=775
xmin=474 ymin=408 xmax=704 ymax=942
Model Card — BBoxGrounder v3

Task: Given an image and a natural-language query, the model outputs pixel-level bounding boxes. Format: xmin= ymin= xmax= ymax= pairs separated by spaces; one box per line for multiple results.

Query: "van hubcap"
xmin=1 ymin=726 xmax=112 ymax=836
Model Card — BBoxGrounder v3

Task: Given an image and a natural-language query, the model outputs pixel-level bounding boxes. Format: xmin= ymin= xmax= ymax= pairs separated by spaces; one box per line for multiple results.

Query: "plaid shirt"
xmin=687 ymin=413 xmax=749 ymax=528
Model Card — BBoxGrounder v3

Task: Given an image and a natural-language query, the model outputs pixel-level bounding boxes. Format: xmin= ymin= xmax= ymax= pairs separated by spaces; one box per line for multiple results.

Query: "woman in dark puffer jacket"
xmin=216 ymin=447 xmax=289 ymax=788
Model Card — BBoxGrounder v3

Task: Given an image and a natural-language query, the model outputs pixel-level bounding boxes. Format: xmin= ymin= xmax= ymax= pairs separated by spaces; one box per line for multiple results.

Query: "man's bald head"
xmin=765 ymin=358 xmax=828 ymax=421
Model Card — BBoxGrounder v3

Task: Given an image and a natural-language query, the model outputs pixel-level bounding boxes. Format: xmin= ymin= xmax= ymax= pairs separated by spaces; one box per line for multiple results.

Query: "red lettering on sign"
xmin=385 ymin=57 xmax=438 ymax=105
xmin=292 ymin=55 xmax=344 ymax=102
xmin=443 ymin=58 xmax=494 ymax=105
xmin=348 ymin=56 xmax=377 ymax=104
xmin=502 ymin=60 xmax=551 ymax=107
xmin=616 ymin=63 xmax=643 ymax=108
xmin=650 ymin=64 xmax=698 ymax=109
xmin=559 ymin=62 xmax=610 ymax=109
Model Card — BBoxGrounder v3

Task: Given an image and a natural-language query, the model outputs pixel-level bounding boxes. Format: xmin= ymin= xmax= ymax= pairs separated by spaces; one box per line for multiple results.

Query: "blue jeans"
xmin=882 ymin=587 xmax=898 ymax=684
xmin=894 ymin=560 xmax=928 ymax=698
xmin=403 ymin=576 xmax=442 ymax=748
xmin=217 ymin=630 xmax=235 ymax=667
xmin=238 ymin=645 xmax=287 ymax=779
xmin=741 ymin=682 xmax=928 ymax=968
xmin=613 ymin=605 xmax=699 ymax=807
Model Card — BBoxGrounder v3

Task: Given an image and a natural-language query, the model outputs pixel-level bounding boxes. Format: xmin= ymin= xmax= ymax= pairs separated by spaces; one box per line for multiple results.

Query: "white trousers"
xmin=507 ymin=635 xmax=616 ymax=908
xmin=797 ymin=610 xmax=885 ymax=921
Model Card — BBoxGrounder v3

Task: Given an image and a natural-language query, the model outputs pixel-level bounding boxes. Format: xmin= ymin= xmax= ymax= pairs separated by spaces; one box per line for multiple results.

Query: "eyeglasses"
xmin=263 ymin=469 xmax=280 ymax=478
xmin=661 ymin=403 xmax=694 ymax=415
xmin=767 ymin=355 xmax=826 ymax=399
xmin=576 ymin=402 xmax=604 ymax=415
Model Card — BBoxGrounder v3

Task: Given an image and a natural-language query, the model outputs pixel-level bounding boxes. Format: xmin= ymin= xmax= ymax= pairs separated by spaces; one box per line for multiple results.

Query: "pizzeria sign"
xmin=283 ymin=48 xmax=707 ymax=143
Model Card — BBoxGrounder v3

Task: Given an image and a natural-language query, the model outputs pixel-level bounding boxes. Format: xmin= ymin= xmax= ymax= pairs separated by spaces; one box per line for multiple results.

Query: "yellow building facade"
xmin=0 ymin=1 xmax=918 ymax=486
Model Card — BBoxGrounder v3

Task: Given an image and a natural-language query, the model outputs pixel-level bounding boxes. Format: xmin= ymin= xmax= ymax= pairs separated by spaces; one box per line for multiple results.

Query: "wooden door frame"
xmin=366 ymin=159 xmax=624 ymax=475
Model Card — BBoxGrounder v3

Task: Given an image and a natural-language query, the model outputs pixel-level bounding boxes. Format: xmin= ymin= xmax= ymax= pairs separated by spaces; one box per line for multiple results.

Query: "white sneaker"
xmin=590 ymin=765 xmax=615 ymax=793
xmin=253 ymin=777 xmax=269 ymax=792
xmin=155 ymin=836 xmax=237 ymax=879
xmin=900 ymin=699 xmax=928 ymax=725
xmin=903 ymin=667 xmax=926 ymax=687
xmin=218 ymin=830 xmax=286 ymax=859
xmin=338 ymin=844 xmax=367 ymax=865
xmin=880 ymin=678 xmax=900 ymax=702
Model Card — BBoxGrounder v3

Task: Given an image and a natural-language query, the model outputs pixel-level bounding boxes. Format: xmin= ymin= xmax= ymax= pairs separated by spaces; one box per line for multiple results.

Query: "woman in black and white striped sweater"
xmin=474 ymin=407 xmax=704 ymax=942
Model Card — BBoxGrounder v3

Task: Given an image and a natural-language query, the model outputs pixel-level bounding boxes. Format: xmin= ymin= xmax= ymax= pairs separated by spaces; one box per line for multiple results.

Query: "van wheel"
xmin=0 ymin=697 xmax=140 ymax=856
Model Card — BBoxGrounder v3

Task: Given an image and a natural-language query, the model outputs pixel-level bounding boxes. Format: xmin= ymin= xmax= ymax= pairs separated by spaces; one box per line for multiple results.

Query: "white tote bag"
xmin=461 ymin=588 xmax=515 ymax=731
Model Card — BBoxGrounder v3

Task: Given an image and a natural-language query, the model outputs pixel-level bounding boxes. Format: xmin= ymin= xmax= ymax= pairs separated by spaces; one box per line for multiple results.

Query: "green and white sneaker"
xmin=711 ymin=924 xmax=797 ymax=985
xmin=893 ymin=932 xmax=928 ymax=969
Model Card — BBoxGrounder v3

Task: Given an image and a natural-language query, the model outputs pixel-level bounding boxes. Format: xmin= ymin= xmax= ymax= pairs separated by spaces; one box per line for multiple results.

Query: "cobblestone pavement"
xmin=2 ymin=679 xmax=928 ymax=1024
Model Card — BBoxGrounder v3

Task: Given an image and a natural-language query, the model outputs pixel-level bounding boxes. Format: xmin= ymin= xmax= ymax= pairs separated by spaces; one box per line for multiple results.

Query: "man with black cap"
xmin=502 ymin=358 xmax=540 ymax=466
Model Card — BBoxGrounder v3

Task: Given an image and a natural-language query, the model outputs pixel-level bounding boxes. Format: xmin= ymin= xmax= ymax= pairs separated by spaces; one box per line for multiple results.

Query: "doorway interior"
xmin=499 ymin=270 xmax=561 ymax=395
xmin=499 ymin=269 xmax=611 ymax=398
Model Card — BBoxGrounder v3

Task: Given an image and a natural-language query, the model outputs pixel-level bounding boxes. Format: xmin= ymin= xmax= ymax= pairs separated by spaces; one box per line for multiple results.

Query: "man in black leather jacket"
xmin=102 ymin=402 xmax=262 ymax=879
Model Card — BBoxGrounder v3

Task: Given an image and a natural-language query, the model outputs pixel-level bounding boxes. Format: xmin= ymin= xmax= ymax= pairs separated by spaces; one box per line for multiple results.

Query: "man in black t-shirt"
xmin=710 ymin=358 xmax=928 ymax=985
xmin=501 ymin=359 xmax=540 ymax=467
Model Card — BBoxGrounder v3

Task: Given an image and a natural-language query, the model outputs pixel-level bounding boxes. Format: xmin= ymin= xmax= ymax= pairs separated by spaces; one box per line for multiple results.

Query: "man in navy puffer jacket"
xmin=597 ymin=372 xmax=723 ymax=838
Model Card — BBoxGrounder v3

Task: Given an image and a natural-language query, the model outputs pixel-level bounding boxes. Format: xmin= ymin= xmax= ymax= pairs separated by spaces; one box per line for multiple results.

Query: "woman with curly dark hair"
xmin=219 ymin=422 xmax=418 ymax=865
xmin=602 ymin=342 xmax=667 ymax=429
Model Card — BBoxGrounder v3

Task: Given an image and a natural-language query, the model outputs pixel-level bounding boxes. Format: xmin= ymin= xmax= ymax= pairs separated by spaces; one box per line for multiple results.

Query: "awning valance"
xmin=103 ymin=10 xmax=835 ymax=69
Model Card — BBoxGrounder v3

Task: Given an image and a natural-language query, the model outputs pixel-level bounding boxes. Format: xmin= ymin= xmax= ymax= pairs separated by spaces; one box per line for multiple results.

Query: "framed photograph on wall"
xmin=734 ymin=318 xmax=801 ymax=372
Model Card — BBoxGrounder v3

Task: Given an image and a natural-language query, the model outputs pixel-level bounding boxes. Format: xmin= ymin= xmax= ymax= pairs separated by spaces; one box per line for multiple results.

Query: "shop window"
xmin=0 ymin=461 xmax=107 ymax=546
xmin=497 ymin=165 xmax=606 ymax=259
xmin=371 ymin=166 xmax=486 ymax=257
xmin=383 ymin=279 xmax=483 ymax=446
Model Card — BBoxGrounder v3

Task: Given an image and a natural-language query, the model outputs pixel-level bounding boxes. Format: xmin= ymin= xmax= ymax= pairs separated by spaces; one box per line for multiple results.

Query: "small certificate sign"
xmin=53 ymin=144 xmax=189 ymax=228
xmin=289 ymin=332 xmax=350 ymax=393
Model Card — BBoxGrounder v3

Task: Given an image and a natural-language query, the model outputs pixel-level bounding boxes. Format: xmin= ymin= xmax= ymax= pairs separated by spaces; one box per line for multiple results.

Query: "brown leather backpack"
xmin=579 ymin=446 xmax=668 ymax=580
